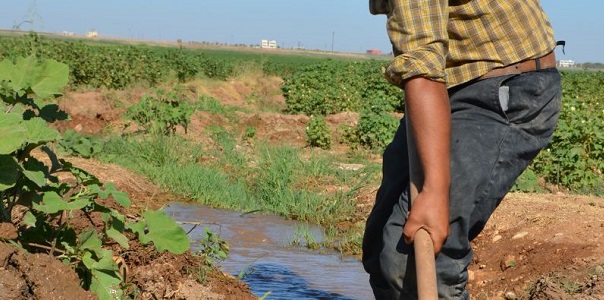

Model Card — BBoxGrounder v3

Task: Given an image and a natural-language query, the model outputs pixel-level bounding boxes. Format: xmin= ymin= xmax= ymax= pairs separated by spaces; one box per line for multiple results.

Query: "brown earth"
xmin=7 ymin=74 xmax=603 ymax=299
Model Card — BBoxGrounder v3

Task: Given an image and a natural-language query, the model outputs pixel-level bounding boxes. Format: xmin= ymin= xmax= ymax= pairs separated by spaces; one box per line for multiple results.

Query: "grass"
xmin=96 ymin=131 xmax=376 ymax=252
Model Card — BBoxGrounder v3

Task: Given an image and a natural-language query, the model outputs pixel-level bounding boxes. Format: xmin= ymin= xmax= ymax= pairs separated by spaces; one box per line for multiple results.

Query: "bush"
xmin=125 ymin=89 xmax=195 ymax=135
xmin=306 ymin=115 xmax=332 ymax=149
xmin=344 ymin=105 xmax=399 ymax=151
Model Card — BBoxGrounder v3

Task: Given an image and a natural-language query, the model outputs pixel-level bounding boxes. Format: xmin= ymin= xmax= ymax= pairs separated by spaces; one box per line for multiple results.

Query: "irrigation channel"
xmin=165 ymin=202 xmax=374 ymax=300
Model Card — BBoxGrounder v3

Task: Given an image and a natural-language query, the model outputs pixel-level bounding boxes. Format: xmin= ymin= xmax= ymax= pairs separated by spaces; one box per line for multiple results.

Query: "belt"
xmin=479 ymin=51 xmax=557 ymax=80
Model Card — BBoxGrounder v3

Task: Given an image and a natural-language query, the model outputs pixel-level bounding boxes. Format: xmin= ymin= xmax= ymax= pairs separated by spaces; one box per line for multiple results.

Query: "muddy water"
xmin=165 ymin=202 xmax=374 ymax=300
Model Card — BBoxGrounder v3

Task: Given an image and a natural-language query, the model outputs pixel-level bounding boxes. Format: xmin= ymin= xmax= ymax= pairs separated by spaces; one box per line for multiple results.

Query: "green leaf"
xmin=80 ymin=230 xmax=102 ymax=251
xmin=0 ymin=113 xmax=27 ymax=154
xmin=22 ymin=157 xmax=49 ymax=187
xmin=22 ymin=169 xmax=46 ymax=187
xmin=105 ymin=212 xmax=129 ymax=249
xmin=33 ymin=191 xmax=90 ymax=214
xmin=106 ymin=227 xmax=129 ymax=249
xmin=31 ymin=59 xmax=69 ymax=99
xmin=8 ymin=56 xmax=37 ymax=93
xmin=81 ymin=246 xmax=122 ymax=300
xmin=23 ymin=211 xmax=37 ymax=228
xmin=22 ymin=118 xmax=60 ymax=145
xmin=89 ymin=269 xmax=123 ymax=300
xmin=142 ymin=210 xmax=189 ymax=254
xmin=90 ymin=248 xmax=117 ymax=271
xmin=111 ymin=190 xmax=130 ymax=207
xmin=0 ymin=59 xmax=13 ymax=82
xmin=81 ymin=250 xmax=95 ymax=269
xmin=0 ymin=155 xmax=19 ymax=191
xmin=103 ymin=183 xmax=131 ymax=207
xmin=127 ymin=221 xmax=150 ymax=244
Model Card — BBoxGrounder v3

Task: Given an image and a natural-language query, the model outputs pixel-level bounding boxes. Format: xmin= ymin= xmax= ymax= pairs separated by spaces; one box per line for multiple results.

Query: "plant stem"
xmin=27 ymin=242 xmax=66 ymax=255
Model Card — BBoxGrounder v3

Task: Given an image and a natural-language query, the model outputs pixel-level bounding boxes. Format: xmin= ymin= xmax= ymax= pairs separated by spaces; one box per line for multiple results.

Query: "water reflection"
xmin=164 ymin=202 xmax=373 ymax=300
xmin=244 ymin=263 xmax=355 ymax=300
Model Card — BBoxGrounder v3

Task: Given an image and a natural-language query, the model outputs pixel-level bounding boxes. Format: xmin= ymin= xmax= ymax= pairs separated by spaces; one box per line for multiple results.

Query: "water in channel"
xmin=164 ymin=202 xmax=374 ymax=300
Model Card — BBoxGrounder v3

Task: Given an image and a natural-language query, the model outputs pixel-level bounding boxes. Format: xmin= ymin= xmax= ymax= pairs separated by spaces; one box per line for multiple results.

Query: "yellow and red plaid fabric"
xmin=370 ymin=0 xmax=556 ymax=88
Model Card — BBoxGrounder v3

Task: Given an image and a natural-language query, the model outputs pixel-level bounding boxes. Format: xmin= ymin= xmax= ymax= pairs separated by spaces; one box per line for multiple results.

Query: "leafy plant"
xmin=282 ymin=60 xmax=401 ymax=116
xmin=511 ymin=169 xmax=543 ymax=193
xmin=125 ymin=89 xmax=195 ymax=135
xmin=163 ymin=48 xmax=201 ymax=83
xmin=344 ymin=105 xmax=398 ymax=151
xmin=306 ymin=115 xmax=332 ymax=149
xmin=57 ymin=129 xmax=103 ymax=158
xmin=0 ymin=55 xmax=190 ymax=299
xmin=521 ymin=71 xmax=604 ymax=194
xmin=244 ymin=126 xmax=257 ymax=140
xmin=197 ymin=226 xmax=229 ymax=267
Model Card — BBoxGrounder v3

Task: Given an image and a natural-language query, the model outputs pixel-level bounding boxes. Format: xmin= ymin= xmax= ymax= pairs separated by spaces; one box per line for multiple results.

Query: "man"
xmin=362 ymin=0 xmax=562 ymax=298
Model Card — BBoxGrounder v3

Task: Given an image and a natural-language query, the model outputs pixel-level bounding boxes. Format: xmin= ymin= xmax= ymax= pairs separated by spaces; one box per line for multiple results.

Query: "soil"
xmin=5 ymin=73 xmax=603 ymax=300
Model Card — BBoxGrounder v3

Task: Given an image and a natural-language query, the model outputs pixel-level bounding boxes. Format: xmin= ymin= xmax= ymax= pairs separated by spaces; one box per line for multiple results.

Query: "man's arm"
xmin=402 ymin=77 xmax=451 ymax=255
xmin=380 ymin=0 xmax=451 ymax=254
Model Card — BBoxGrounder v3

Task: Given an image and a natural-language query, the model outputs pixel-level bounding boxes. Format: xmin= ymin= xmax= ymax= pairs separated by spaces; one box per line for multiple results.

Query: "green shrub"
xmin=125 ymin=89 xmax=195 ymax=135
xmin=344 ymin=104 xmax=399 ymax=151
xmin=306 ymin=115 xmax=332 ymax=149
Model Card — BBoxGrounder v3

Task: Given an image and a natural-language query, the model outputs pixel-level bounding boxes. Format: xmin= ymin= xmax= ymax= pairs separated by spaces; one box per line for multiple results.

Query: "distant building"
xmin=86 ymin=30 xmax=98 ymax=38
xmin=261 ymin=39 xmax=277 ymax=49
xmin=558 ymin=60 xmax=575 ymax=67
xmin=62 ymin=31 xmax=75 ymax=37
xmin=366 ymin=49 xmax=382 ymax=55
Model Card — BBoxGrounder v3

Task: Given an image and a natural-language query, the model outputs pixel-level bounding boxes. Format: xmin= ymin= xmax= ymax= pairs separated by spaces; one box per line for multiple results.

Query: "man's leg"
xmin=370 ymin=69 xmax=561 ymax=299
xmin=363 ymin=117 xmax=410 ymax=299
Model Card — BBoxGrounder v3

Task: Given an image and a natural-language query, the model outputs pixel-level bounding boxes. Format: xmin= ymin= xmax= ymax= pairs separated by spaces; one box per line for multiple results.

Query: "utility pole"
xmin=331 ymin=31 xmax=335 ymax=53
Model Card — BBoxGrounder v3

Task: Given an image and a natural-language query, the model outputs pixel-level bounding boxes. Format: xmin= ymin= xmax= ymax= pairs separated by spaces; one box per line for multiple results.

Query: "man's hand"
xmin=401 ymin=76 xmax=451 ymax=255
xmin=403 ymin=187 xmax=450 ymax=254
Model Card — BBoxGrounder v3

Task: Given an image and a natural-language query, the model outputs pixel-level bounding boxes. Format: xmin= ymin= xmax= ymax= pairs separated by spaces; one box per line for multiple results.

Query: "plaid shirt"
xmin=370 ymin=0 xmax=556 ymax=88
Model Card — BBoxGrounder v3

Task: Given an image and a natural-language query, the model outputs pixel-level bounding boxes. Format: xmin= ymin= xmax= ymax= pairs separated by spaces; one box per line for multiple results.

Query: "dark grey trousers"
xmin=362 ymin=69 xmax=562 ymax=299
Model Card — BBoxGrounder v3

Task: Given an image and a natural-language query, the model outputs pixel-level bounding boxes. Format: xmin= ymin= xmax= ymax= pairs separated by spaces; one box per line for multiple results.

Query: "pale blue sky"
xmin=0 ymin=1 xmax=602 ymax=63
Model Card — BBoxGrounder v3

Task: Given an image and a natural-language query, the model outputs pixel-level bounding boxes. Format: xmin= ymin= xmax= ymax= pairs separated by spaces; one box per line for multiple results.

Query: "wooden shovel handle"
xmin=413 ymin=228 xmax=438 ymax=298
xmin=407 ymin=117 xmax=439 ymax=299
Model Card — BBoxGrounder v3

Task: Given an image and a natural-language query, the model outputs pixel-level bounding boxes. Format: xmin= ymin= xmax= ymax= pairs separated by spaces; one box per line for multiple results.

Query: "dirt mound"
xmin=469 ymin=193 xmax=604 ymax=299
xmin=0 ymin=242 xmax=96 ymax=299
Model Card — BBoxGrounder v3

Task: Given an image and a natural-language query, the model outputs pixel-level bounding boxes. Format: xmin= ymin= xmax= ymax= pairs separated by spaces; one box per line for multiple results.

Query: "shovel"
xmin=406 ymin=116 xmax=439 ymax=299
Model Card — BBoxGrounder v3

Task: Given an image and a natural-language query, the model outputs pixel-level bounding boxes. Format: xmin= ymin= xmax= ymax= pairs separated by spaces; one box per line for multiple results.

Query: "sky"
xmin=0 ymin=1 xmax=602 ymax=63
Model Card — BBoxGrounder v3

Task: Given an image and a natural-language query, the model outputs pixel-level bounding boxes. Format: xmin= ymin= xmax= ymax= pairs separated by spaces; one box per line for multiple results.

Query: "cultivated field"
xmin=1 ymin=32 xmax=603 ymax=299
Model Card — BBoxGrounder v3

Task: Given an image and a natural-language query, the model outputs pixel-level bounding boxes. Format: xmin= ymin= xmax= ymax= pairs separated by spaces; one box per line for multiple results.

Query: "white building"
xmin=261 ymin=39 xmax=277 ymax=49
xmin=558 ymin=60 xmax=575 ymax=68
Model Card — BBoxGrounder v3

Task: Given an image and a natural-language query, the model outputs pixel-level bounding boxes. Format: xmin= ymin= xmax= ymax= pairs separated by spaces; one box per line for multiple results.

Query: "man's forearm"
xmin=403 ymin=77 xmax=451 ymax=194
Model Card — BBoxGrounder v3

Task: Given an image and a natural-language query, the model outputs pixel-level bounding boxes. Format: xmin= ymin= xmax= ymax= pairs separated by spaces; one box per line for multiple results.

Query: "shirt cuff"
xmin=385 ymin=51 xmax=447 ymax=87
